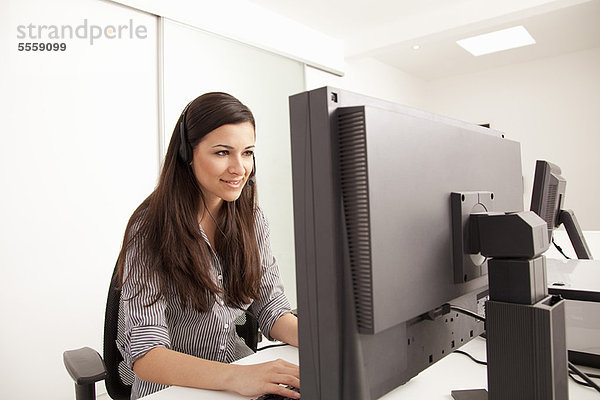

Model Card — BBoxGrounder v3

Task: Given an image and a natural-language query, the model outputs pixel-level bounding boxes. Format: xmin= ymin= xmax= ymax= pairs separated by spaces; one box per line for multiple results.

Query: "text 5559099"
xmin=18 ymin=42 xmax=67 ymax=51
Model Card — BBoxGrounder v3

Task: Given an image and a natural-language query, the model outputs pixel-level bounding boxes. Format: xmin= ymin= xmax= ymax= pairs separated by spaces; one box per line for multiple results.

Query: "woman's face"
xmin=191 ymin=121 xmax=255 ymax=207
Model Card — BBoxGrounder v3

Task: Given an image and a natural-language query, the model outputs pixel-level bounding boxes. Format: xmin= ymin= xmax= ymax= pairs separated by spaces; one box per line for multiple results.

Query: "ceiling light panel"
xmin=457 ymin=26 xmax=536 ymax=56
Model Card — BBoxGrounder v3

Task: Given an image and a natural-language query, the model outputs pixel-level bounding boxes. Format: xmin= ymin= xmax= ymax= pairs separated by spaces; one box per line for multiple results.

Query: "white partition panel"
xmin=0 ymin=0 xmax=158 ymax=398
xmin=163 ymin=19 xmax=304 ymax=308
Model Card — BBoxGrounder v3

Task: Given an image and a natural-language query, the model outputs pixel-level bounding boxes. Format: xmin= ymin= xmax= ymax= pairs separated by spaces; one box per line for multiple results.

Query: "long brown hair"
xmin=117 ymin=92 xmax=261 ymax=311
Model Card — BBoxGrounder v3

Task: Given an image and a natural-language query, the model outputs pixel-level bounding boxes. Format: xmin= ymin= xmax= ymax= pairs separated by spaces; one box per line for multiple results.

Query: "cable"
xmin=257 ymin=343 xmax=289 ymax=351
xmin=569 ymin=372 xmax=596 ymax=388
xmin=585 ymin=372 xmax=600 ymax=380
xmin=552 ymin=237 xmax=572 ymax=260
xmin=568 ymin=362 xmax=600 ymax=393
xmin=447 ymin=304 xmax=486 ymax=322
xmin=454 ymin=349 xmax=487 ymax=366
xmin=442 ymin=305 xmax=488 ymax=366
xmin=205 ymin=204 xmax=227 ymax=238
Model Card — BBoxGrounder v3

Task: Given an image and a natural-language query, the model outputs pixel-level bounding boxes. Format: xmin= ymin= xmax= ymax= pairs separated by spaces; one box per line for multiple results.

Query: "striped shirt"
xmin=117 ymin=208 xmax=292 ymax=399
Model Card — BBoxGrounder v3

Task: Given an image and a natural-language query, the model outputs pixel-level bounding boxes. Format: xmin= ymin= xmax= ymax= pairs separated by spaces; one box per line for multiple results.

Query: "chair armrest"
xmin=63 ymin=347 xmax=107 ymax=385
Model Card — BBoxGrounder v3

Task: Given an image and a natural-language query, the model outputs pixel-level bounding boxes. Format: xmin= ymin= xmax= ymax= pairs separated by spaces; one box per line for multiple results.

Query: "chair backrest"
xmin=103 ymin=263 xmax=134 ymax=400
xmin=235 ymin=311 xmax=259 ymax=352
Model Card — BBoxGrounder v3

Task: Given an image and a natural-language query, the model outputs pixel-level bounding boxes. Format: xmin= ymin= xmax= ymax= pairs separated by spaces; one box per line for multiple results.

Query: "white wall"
xmin=424 ymin=47 xmax=600 ymax=230
xmin=305 ymin=57 xmax=427 ymax=109
xmin=0 ymin=0 xmax=158 ymax=398
xmin=109 ymin=0 xmax=344 ymax=75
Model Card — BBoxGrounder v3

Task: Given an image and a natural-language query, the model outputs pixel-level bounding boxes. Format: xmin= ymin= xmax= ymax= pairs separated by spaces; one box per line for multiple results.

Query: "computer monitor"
xmin=289 ymin=87 xmax=524 ymax=399
xmin=530 ymin=160 xmax=592 ymax=259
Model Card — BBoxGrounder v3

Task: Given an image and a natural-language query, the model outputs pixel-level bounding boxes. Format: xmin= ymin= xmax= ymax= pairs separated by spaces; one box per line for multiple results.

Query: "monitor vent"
xmin=337 ymin=108 xmax=374 ymax=333
xmin=545 ymin=184 xmax=558 ymax=228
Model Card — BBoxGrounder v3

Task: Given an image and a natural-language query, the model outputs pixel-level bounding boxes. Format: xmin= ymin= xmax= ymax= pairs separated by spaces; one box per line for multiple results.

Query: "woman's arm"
xmin=133 ymin=346 xmax=300 ymax=399
xmin=270 ymin=312 xmax=299 ymax=347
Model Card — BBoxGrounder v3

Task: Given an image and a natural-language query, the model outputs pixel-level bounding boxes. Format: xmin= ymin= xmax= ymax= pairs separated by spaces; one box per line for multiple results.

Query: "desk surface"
xmin=547 ymin=258 xmax=600 ymax=302
xmin=143 ymin=337 xmax=599 ymax=399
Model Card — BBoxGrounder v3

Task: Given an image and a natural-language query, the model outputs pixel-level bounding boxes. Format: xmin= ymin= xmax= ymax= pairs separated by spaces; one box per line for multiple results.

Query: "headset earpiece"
xmin=178 ymin=102 xmax=193 ymax=164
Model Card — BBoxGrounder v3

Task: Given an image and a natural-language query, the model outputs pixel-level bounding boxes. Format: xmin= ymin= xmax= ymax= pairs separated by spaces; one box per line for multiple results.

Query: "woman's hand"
xmin=230 ymin=358 xmax=300 ymax=399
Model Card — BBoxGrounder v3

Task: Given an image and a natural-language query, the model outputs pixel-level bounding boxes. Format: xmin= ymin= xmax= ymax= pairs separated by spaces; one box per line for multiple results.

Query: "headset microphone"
xmin=248 ymin=155 xmax=256 ymax=186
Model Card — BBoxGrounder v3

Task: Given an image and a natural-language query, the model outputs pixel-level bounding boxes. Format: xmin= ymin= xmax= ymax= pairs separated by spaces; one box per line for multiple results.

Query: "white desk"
xmin=143 ymin=337 xmax=599 ymax=399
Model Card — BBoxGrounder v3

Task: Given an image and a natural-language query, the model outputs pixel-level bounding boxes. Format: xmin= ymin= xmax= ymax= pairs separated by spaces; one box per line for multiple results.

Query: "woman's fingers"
xmin=274 ymin=372 xmax=300 ymax=390
xmin=267 ymin=382 xmax=300 ymax=399
xmin=233 ymin=359 xmax=300 ymax=397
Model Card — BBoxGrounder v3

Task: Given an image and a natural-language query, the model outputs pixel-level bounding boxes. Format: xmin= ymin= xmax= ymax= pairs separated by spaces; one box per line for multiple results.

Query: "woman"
xmin=117 ymin=92 xmax=299 ymax=399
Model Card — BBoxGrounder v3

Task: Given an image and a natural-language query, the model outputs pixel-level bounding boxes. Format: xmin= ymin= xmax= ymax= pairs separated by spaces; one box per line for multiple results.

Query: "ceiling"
xmin=247 ymin=0 xmax=600 ymax=80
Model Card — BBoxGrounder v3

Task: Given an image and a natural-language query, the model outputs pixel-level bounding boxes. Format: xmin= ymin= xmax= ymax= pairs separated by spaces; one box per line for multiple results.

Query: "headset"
xmin=178 ymin=101 xmax=256 ymax=186
xmin=178 ymin=102 xmax=194 ymax=164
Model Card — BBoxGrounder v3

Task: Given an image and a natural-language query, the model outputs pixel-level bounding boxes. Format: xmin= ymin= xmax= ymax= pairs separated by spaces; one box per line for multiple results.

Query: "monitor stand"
xmin=451 ymin=210 xmax=569 ymax=400
xmin=558 ymin=209 xmax=593 ymax=259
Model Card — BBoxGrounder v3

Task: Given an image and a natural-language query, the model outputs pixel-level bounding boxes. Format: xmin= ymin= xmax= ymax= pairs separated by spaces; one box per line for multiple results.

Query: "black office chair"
xmin=63 ymin=263 xmax=260 ymax=400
